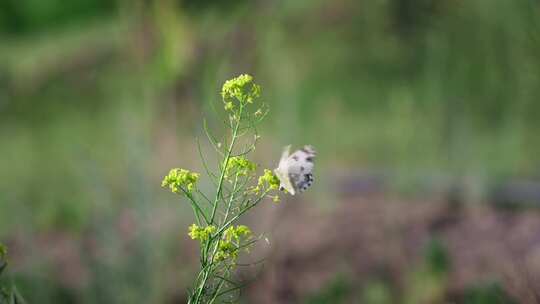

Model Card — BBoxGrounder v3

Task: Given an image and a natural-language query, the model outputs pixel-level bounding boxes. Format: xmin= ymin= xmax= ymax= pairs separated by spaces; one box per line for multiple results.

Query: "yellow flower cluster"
xmin=253 ymin=169 xmax=280 ymax=194
xmin=215 ymin=242 xmax=237 ymax=262
xmin=224 ymin=225 xmax=251 ymax=241
xmin=188 ymin=224 xmax=216 ymax=242
xmin=161 ymin=168 xmax=200 ymax=194
xmin=221 ymin=74 xmax=261 ymax=111
xmin=224 ymin=156 xmax=257 ymax=178
xmin=215 ymin=225 xmax=252 ymax=262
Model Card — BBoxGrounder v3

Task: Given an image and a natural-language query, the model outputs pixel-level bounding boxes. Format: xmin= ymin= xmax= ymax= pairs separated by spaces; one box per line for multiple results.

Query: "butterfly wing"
xmin=274 ymin=145 xmax=296 ymax=195
xmin=286 ymin=146 xmax=316 ymax=193
xmin=278 ymin=145 xmax=291 ymax=168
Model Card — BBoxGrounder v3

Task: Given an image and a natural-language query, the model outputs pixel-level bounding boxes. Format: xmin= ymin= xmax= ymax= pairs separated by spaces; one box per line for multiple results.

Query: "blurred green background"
xmin=2 ymin=0 xmax=540 ymax=303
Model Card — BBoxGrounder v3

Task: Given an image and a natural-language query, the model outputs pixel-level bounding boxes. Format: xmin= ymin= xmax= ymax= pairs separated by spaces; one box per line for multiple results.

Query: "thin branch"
xmin=196 ymin=137 xmax=219 ymax=186
xmin=213 ymin=190 xmax=270 ymax=238
xmin=203 ymin=119 xmax=225 ymax=157
xmin=182 ymin=189 xmax=209 ymax=224
xmin=210 ymin=103 xmax=244 ymax=225
xmin=235 ymin=257 xmax=267 ymax=267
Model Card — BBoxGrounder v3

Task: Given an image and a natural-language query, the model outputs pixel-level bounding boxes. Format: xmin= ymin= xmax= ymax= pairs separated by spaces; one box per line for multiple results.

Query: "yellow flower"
xmin=224 ymin=225 xmax=252 ymax=241
xmin=161 ymin=168 xmax=200 ymax=194
xmin=257 ymin=169 xmax=280 ymax=191
xmin=221 ymin=74 xmax=261 ymax=109
xmin=224 ymin=101 xmax=234 ymax=111
xmin=215 ymin=225 xmax=253 ymax=262
xmin=188 ymin=224 xmax=216 ymax=242
xmin=224 ymin=156 xmax=257 ymax=178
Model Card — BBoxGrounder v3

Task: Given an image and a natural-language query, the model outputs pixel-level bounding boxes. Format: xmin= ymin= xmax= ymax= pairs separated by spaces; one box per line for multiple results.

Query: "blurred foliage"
xmin=403 ymin=239 xmax=449 ymax=304
xmin=1 ymin=0 xmax=540 ymax=302
xmin=304 ymin=275 xmax=353 ymax=304
xmin=0 ymin=0 xmax=115 ymax=35
xmin=0 ymin=244 xmax=26 ymax=304
xmin=361 ymin=280 xmax=393 ymax=304
xmin=424 ymin=237 xmax=450 ymax=275
xmin=463 ymin=282 xmax=517 ymax=304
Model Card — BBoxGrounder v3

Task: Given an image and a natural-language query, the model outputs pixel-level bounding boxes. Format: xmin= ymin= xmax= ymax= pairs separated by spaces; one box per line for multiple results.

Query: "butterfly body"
xmin=274 ymin=145 xmax=316 ymax=195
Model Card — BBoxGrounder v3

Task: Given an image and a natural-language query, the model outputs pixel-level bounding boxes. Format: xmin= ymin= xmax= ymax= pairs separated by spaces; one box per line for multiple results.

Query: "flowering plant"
xmin=162 ymin=74 xmax=281 ymax=303
xmin=0 ymin=244 xmax=26 ymax=303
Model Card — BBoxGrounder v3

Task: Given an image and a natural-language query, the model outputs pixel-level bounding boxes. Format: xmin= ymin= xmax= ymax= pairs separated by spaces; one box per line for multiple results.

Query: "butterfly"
xmin=274 ymin=145 xmax=316 ymax=195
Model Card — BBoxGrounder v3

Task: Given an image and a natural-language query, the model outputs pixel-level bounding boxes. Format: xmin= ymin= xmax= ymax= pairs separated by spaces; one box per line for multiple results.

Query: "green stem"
xmin=222 ymin=175 xmax=239 ymax=226
xmin=210 ymin=103 xmax=244 ymax=224
xmin=182 ymin=189 xmax=209 ymax=224
xmin=213 ymin=190 xmax=269 ymax=237
xmin=207 ymin=266 xmax=235 ymax=304
xmin=197 ymin=175 xmax=240 ymax=303
xmin=193 ymin=104 xmax=244 ymax=304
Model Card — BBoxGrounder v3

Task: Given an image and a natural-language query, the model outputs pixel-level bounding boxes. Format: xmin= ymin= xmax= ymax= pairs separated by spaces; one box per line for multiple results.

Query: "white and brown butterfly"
xmin=274 ymin=145 xmax=316 ymax=195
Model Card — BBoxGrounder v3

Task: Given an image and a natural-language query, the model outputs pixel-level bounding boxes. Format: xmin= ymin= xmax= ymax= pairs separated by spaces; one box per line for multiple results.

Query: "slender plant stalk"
xmin=210 ymin=103 xmax=244 ymax=225
xmin=162 ymin=75 xmax=280 ymax=304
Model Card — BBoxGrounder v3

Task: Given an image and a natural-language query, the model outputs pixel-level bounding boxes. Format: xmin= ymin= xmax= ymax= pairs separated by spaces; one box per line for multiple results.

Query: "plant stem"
xmin=209 ymin=104 xmax=244 ymax=225
xmin=193 ymin=104 xmax=245 ymax=304
xmin=213 ymin=190 xmax=269 ymax=237
xmin=222 ymin=175 xmax=239 ymax=226
xmin=183 ymin=189 xmax=209 ymax=224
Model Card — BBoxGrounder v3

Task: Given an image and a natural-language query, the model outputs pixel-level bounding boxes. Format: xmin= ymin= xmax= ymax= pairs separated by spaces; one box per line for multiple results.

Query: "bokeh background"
xmin=2 ymin=0 xmax=540 ymax=303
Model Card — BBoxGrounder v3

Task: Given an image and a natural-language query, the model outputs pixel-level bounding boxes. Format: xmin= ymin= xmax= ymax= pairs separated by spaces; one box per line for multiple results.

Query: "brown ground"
xmin=243 ymin=193 xmax=540 ymax=303
xmin=7 ymin=192 xmax=540 ymax=303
